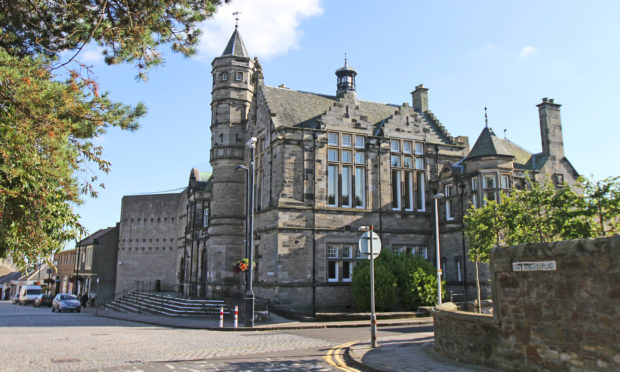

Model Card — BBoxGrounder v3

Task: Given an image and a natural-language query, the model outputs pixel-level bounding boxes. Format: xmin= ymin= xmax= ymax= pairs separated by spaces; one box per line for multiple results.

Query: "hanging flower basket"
xmin=43 ymin=278 xmax=55 ymax=284
xmin=233 ymin=258 xmax=250 ymax=274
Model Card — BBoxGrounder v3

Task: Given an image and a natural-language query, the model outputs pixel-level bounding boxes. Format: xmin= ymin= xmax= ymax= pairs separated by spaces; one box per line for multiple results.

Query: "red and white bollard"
xmin=219 ymin=306 xmax=224 ymax=328
xmin=234 ymin=306 xmax=238 ymax=328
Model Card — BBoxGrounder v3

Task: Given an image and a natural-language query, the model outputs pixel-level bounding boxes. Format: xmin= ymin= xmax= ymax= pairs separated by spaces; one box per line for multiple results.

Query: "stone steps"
xmin=105 ymin=292 xmax=230 ymax=317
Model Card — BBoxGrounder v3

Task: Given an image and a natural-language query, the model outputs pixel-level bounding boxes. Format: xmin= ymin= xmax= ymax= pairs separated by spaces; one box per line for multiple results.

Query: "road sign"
xmin=358 ymin=231 xmax=382 ymax=260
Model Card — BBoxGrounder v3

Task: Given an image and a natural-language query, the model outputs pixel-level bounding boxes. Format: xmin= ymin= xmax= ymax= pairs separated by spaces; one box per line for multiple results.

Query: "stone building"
xmin=435 ymin=100 xmax=579 ymax=299
xmin=74 ymin=226 xmax=120 ymax=305
xmin=195 ymin=26 xmax=578 ymax=313
xmin=115 ymin=193 xmax=185 ymax=295
xmin=114 ymin=26 xmax=578 ymax=314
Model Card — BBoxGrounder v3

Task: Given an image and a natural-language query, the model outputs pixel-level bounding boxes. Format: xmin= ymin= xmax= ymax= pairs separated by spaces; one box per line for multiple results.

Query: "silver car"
xmin=52 ymin=293 xmax=81 ymax=313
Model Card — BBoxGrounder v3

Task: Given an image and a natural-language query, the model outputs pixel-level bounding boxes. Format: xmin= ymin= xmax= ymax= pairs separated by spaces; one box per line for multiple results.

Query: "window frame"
xmin=327 ymin=132 xmax=366 ymax=209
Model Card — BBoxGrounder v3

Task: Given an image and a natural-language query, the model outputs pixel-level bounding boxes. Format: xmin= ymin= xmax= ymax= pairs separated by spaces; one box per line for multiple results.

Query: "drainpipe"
xmin=459 ymin=182 xmax=468 ymax=301
xmin=312 ymin=131 xmax=318 ymax=317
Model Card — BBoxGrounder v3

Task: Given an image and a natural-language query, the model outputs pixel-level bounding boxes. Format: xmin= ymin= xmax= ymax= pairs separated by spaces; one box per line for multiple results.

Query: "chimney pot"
xmin=542 ymin=97 xmax=548 ymax=103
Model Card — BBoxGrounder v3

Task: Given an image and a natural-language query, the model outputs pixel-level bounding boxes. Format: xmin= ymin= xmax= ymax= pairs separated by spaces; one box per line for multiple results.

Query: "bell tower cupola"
xmin=335 ymin=56 xmax=357 ymax=97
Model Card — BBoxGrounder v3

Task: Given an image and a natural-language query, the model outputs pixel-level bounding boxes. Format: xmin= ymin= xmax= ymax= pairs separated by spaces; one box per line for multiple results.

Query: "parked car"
xmin=19 ymin=285 xmax=43 ymax=305
xmin=34 ymin=294 xmax=54 ymax=307
xmin=52 ymin=293 xmax=81 ymax=313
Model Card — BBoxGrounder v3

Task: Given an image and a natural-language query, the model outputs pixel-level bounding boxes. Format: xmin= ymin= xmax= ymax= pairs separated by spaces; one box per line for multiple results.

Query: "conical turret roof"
xmin=221 ymin=27 xmax=248 ymax=57
xmin=466 ymin=126 xmax=532 ymax=165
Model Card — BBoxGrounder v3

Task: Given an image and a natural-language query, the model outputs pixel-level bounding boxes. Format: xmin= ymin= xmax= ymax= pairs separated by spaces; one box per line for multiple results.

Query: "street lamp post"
xmin=434 ymin=193 xmax=445 ymax=305
xmin=237 ymin=137 xmax=257 ymax=327
xmin=358 ymin=225 xmax=381 ymax=348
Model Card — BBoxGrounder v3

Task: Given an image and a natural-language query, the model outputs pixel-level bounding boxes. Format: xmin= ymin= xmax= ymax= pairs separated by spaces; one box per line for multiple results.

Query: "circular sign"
xmin=358 ymin=231 xmax=382 ymax=260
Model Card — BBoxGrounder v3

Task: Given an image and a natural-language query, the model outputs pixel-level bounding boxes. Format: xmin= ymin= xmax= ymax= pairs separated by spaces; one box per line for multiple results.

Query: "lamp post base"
xmin=244 ymin=291 xmax=255 ymax=328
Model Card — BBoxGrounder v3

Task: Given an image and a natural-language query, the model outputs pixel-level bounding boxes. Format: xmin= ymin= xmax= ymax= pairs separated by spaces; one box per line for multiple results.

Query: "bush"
xmin=351 ymin=259 xmax=397 ymax=311
xmin=352 ymin=249 xmax=446 ymax=311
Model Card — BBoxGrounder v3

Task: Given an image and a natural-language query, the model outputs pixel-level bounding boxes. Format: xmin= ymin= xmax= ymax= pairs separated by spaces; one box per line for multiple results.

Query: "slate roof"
xmin=466 ymin=127 xmax=533 ymax=167
xmin=261 ymin=86 xmax=336 ymax=128
xmin=77 ymin=227 xmax=116 ymax=246
xmin=221 ymin=27 xmax=248 ymax=57
xmin=260 ymin=86 xmax=450 ymax=144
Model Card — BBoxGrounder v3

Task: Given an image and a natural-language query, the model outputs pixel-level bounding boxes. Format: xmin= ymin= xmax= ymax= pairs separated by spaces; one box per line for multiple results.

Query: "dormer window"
xmin=235 ymin=71 xmax=243 ymax=81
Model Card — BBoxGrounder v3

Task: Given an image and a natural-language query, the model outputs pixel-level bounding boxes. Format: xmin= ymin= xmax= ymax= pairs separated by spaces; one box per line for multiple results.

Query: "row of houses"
xmin=38 ymin=26 xmax=578 ymax=313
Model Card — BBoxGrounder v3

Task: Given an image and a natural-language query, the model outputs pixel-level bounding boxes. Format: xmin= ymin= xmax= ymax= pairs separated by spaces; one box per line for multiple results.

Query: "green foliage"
xmin=400 ymin=257 xmax=445 ymax=309
xmin=352 ymin=249 xmax=444 ymax=311
xmin=0 ymin=0 xmax=225 ymax=268
xmin=463 ymin=174 xmax=619 ymax=311
xmin=0 ymin=0 xmax=225 ymax=79
xmin=351 ymin=258 xmax=397 ymax=311
xmin=581 ymin=176 xmax=620 ymax=236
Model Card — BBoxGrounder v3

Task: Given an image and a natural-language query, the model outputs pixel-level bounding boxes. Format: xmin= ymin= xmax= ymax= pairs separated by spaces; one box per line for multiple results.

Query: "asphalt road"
xmin=0 ymin=301 xmax=431 ymax=371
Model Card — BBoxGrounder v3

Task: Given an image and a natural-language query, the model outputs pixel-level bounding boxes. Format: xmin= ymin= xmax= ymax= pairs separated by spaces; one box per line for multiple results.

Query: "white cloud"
xmin=80 ymin=47 xmax=104 ymax=64
xmin=198 ymin=0 xmax=323 ymax=60
xmin=520 ymin=46 xmax=537 ymax=58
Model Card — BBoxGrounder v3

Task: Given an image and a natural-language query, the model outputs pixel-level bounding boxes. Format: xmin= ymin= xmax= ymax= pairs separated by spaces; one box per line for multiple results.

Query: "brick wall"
xmin=432 ymin=235 xmax=620 ymax=371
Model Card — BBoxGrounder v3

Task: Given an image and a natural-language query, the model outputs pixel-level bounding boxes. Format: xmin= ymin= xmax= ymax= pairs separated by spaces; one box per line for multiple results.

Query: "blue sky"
xmin=72 ymin=0 xmax=620 ymax=242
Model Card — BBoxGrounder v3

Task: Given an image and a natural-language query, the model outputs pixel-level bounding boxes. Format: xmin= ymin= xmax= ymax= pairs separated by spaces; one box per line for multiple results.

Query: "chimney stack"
xmin=537 ymin=97 xmax=564 ymax=160
xmin=411 ymin=84 xmax=429 ymax=113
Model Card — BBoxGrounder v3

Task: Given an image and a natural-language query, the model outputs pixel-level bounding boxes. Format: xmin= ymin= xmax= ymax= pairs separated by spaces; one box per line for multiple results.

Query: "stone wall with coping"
xmin=432 ymin=235 xmax=620 ymax=371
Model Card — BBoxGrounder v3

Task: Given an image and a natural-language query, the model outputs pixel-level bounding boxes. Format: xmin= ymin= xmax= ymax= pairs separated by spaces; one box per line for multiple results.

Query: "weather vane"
xmin=484 ymin=106 xmax=489 ymax=128
xmin=232 ymin=11 xmax=241 ymax=28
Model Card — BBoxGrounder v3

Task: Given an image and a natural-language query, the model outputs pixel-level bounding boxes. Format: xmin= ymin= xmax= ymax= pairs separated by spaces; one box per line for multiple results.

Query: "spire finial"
xmin=504 ymin=129 xmax=507 ymax=139
xmin=484 ymin=106 xmax=489 ymax=128
xmin=232 ymin=11 xmax=241 ymax=28
xmin=344 ymin=52 xmax=348 ymax=66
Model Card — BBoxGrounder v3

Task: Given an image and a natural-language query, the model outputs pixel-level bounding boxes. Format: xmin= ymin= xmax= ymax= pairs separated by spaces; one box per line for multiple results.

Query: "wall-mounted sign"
xmin=512 ymin=261 xmax=557 ymax=272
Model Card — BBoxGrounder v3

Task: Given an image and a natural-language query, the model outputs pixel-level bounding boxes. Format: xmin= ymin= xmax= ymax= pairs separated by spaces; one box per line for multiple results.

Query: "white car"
xmin=52 ymin=293 xmax=81 ymax=313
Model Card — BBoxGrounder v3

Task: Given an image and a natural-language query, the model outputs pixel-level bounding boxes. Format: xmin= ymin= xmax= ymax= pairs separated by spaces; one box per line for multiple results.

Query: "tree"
xmin=463 ymin=201 xmax=498 ymax=313
xmin=581 ymin=176 xmax=620 ymax=236
xmin=0 ymin=0 xmax=226 ymax=268
xmin=463 ymin=175 xmax=618 ymax=311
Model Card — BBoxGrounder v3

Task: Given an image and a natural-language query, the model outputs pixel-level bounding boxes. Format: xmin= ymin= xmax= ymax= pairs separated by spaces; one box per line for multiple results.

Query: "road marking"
xmin=324 ymin=341 xmax=360 ymax=372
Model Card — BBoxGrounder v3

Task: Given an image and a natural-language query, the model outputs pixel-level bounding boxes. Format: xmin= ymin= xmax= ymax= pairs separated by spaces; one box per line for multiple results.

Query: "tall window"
xmin=327 ymin=245 xmax=339 ymax=282
xmin=444 ymin=184 xmax=453 ymax=220
xmin=500 ymin=174 xmax=510 ymax=189
xmin=483 ymin=174 xmax=496 ymax=189
xmin=470 ymin=177 xmax=479 ymax=208
xmin=416 ymin=173 xmax=425 ymax=211
xmin=483 ymin=174 xmax=497 ymax=205
xmin=327 ymin=132 xmax=366 ymax=208
xmin=327 ymin=244 xmax=357 ymax=282
xmin=456 ymin=258 xmax=463 ymax=282
xmin=391 ymin=138 xmax=426 ymax=212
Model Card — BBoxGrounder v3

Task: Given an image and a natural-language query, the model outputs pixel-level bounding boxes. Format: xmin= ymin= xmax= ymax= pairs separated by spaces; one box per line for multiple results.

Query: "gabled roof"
xmin=466 ymin=127 xmax=532 ymax=166
xmin=77 ymin=227 xmax=116 ymax=246
xmin=221 ymin=27 xmax=248 ymax=57
xmin=259 ymin=86 xmax=453 ymax=144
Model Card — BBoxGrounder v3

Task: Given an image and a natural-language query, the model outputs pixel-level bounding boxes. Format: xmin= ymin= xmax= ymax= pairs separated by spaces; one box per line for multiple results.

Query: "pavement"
xmin=94 ymin=307 xmax=494 ymax=371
